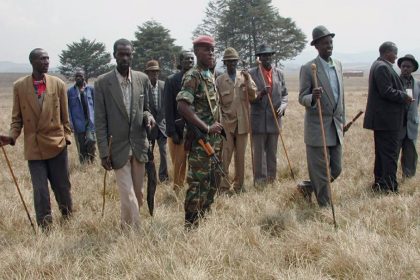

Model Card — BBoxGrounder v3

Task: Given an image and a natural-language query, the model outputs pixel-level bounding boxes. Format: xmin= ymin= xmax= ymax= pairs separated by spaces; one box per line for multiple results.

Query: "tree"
xmin=132 ymin=20 xmax=182 ymax=78
xmin=59 ymin=38 xmax=112 ymax=82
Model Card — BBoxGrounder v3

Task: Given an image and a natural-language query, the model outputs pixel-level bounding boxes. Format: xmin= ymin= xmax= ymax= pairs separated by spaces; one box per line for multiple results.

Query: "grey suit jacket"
xmin=299 ymin=56 xmax=345 ymax=147
xmin=249 ymin=66 xmax=288 ymax=134
xmin=148 ymin=80 xmax=166 ymax=139
xmin=406 ymin=77 xmax=420 ymax=140
xmin=94 ymin=69 xmax=153 ymax=169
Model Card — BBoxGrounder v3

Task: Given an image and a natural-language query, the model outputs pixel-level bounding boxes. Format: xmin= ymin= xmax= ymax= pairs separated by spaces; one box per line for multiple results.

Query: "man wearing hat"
xmin=176 ymin=35 xmax=224 ymax=228
xmin=363 ymin=42 xmax=413 ymax=193
xmin=298 ymin=26 xmax=345 ymax=206
xmin=145 ymin=60 xmax=168 ymax=182
xmin=216 ymin=47 xmax=257 ymax=194
xmin=397 ymin=54 xmax=420 ymax=178
xmin=249 ymin=43 xmax=288 ymax=184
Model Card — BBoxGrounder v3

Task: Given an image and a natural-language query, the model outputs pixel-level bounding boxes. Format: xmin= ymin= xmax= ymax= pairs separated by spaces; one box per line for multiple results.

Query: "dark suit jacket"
xmin=249 ymin=66 xmax=288 ymax=134
xmin=363 ymin=58 xmax=407 ymax=131
xmin=405 ymin=77 xmax=420 ymax=140
xmin=94 ymin=69 xmax=152 ymax=168
xmin=148 ymin=80 xmax=166 ymax=139
xmin=164 ymin=71 xmax=184 ymax=138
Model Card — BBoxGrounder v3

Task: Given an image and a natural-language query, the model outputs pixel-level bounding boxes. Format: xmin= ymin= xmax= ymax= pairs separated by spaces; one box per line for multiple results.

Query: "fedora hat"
xmin=145 ymin=60 xmax=160 ymax=71
xmin=397 ymin=54 xmax=419 ymax=72
xmin=255 ymin=43 xmax=276 ymax=56
xmin=310 ymin=25 xmax=335 ymax=46
xmin=222 ymin=47 xmax=239 ymax=61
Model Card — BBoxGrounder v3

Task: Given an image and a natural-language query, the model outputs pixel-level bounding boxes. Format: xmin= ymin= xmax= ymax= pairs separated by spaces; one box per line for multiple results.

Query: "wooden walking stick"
xmin=101 ymin=135 xmax=112 ymax=217
xmin=256 ymin=59 xmax=295 ymax=181
xmin=1 ymin=145 xmax=36 ymax=234
xmin=311 ymin=63 xmax=338 ymax=229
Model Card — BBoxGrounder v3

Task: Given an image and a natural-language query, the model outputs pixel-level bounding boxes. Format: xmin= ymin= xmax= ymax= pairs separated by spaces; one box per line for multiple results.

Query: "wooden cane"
xmin=101 ymin=135 xmax=112 ymax=217
xmin=1 ymin=145 xmax=36 ymax=234
xmin=256 ymin=61 xmax=295 ymax=181
xmin=311 ymin=63 xmax=337 ymax=229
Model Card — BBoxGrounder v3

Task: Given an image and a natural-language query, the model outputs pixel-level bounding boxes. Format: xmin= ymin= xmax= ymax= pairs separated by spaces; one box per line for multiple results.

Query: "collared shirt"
xmin=33 ymin=77 xmax=46 ymax=107
xmin=319 ymin=56 xmax=340 ymax=102
xmin=261 ymin=66 xmax=273 ymax=92
xmin=151 ymin=83 xmax=159 ymax=110
xmin=115 ymin=68 xmax=132 ymax=118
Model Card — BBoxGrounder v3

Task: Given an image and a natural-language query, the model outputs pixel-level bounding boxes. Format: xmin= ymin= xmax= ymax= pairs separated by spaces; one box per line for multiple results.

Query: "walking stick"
xmin=1 ymin=146 xmax=36 ymax=234
xmin=101 ymin=135 xmax=112 ymax=217
xmin=256 ymin=61 xmax=295 ymax=181
xmin=311 ymin=64 xmax=337 ymax=229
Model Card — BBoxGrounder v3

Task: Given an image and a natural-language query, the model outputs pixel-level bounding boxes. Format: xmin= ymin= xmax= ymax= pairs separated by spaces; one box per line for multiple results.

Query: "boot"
xmin=184 ymin=211 xmax=199 ymax=230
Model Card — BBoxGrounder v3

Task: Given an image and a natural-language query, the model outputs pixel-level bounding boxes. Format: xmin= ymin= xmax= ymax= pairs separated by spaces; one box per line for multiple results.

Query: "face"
xmin=147 ymin=70 xmax=159 ymax=84
xmin=258 ymin=53 xmax=273 ymax=69
xmin=74 ymin=71 xmax=85 ymax=86
xmin=315 ymin=36 xmax=333 ymax=59
xmin=31 ymin=50 xmax=49 ymax=74
xmin=400 ymin=60 xmax=414 ymax=78
xmin=181 ymin=52 xmax=194 ymax=71
xmin=224 ymin=59 xmax=238 ymax=73
xmin=194 ymin=44 xmax=215 ymax=69
xmin=385 ymin=48 xmax=398 ymax=64
xmin=114 ymin=44 xmax=133 ymax=72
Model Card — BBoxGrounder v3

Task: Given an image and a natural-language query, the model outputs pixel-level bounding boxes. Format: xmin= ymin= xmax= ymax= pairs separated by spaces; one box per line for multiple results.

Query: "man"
xmin=363 ymin=42 xmax=413 ymax=193
xmin=176 ymin=35 xmax=223 ymax=228
xmin=298 ymin=26 xmax=345 ymax=206
xmin=216 ymin=47 xmax=257 ymax=194
xmin=145 ymin=60 xmax=168 ymax=182
xmin=397 ymin=54 xmax=419 ymax=178
xmin=164 ymin=51 xmax=195 ymax=192
xmin=249 ymin=43 xmax=288 ymax=184
xmin=0 ymin=48 xmax=73 ymax=229
xmin=94 ymin=39 xmax=155 ymax=228
xmin=67 ymin=69 xmax=96 ymax=164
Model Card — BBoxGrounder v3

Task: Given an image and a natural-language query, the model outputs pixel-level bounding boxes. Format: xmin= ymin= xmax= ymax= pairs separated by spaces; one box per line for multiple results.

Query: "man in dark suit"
xmin=249 ymin=43 xmax=288 ymax=184
xmin=363 ymin=42 xmax=413 ymax=193
xmin=145 ymin=60 xmax=168 ymax=182
xmin=298 ymin=26 xmax=345 ymax=206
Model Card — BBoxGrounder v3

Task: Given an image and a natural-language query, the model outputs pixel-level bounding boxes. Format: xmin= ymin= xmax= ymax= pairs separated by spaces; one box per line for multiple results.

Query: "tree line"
xmin=59 ymin=0 xmax=306 ymax=82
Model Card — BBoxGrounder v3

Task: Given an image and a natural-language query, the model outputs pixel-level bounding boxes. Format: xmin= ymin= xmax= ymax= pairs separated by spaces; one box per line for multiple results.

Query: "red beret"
xmin=193 ymin=35 xmax=215 ymax=47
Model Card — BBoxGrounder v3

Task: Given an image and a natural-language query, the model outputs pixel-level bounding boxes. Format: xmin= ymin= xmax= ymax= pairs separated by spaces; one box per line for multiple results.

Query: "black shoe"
xmin=297 ymin=180 xmax=313 ymax=203
xmin=185 ymin=212 xmax=199 ymax=230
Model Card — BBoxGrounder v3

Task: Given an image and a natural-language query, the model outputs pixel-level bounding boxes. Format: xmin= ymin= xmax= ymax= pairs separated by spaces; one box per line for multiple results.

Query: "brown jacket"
xmin=9 ymin=74 xmax=71 ymax=160
xmin=216 ymin=71 xmax=257 ymax=134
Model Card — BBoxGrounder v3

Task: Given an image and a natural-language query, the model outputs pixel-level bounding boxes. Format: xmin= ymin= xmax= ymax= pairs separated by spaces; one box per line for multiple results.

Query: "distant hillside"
xmin=0 ymin=61 xmax=31 ymax=72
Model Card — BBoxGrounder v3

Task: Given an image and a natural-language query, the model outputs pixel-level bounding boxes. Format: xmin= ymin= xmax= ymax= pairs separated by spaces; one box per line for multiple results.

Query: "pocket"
xmin=220 ymin=90 xmax=233 ymax=106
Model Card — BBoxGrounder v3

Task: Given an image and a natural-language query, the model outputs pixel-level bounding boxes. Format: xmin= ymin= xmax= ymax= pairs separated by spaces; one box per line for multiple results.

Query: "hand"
xmin=101 ymin=157 xmax=112 ymax=171
xmin=208 ymin=122 xmax=223 ymax=134
xmin=258 ymin=86 xmax=270 ymax=98
xmin=146 ymin=116 xmax=156 ymax=128
xmin=171 ymin=132 xmax=182 ymax=145
xmin=276 ymin=107 xmax=285 ymax=117
xmin=404 ymin=94 xmax=414 ymax=104
xmin=312 ymin=87 xmax=322 ymax=100
xmin=0 ymin=135 xmax=13 ymax=147
xmin=241 ymin=70 xmax=250 ymax=81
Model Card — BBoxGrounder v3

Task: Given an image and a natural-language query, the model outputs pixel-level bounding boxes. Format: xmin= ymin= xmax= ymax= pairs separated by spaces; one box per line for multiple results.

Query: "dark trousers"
xmin=75 ymin=132 xmax=96 ymax=164
xmin=373 ymin=130 xmax=400 ymax=191
xmin=252 ymin=133 xmax=278 ymax=183
xmin=28 ymin=147 xmax=73 ymax=228
xmin=399 ymin=133 xmax=418 ymax=178
xmin=151 ymin=129 xmax=168 ymax=182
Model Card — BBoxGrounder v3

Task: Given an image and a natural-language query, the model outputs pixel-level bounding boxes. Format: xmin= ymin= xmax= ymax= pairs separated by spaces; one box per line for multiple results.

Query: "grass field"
xmin=0 ymin=72 xmax=419 ymax=279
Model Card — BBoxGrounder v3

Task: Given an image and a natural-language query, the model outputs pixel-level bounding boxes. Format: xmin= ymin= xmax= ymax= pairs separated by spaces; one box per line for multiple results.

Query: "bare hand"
xmin=258 ymin=86 xmax=270 ymax=98
xmin=276 ymin=107 xmax=284 ymax=117
xmin=209 ymin=122 xmax=223 ymax=134
xmin=146 ymin=116 xmax=156 ymax=128
xmin=312 ymin=87 xmax=323 ymax=100
xmin=404 ymin=94 xmax=414 ymax=104
xmin=241 ymin=70 xmax=250 ymax=81
xmin=101 ymin=157 xmax=112 ymax=171
xmin=0 ymin=135 xmax=13 ymax=147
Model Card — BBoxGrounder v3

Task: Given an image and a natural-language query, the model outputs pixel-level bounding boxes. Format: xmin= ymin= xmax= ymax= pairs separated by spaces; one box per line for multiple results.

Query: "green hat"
xmin=311 ymin=25 xmax=335 ymax=46
xmin=223 ymin=47 xmax=239 ymax=61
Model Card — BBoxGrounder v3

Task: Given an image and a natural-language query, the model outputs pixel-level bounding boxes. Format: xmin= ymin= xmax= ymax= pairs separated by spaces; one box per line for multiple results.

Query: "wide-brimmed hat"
xmin=310 ymin=25 xmax=335 ymax=46
xmin=193 ymin=35 xmax=215 ymax=47
xmin=145 ymin=60 xmax=160 ymax=71
xmin=255 ymin=43 xmax=276 ymax=56
xmin=397 ymin=54 xmax=419 ymax=72
xmin=222 ymin=47 xmax=239 ymax=61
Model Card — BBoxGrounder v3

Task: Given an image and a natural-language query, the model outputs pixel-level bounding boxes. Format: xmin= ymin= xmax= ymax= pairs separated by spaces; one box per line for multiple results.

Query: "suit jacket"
xmin=148 ymin=80 xmax=166 ymax=139
xmin=299 ymin=56 xmax=345 ymax=147
xmin=363 ymin=58 xmax=407 ymax=131
xmin=67 ymin=84 xmax=95 ymax=133
xmin=164 ymin=71 xmax=184 ymax=137
xmin=9 ymin=74 xmax=71 ymax=160
xmin=249 ymin=66 xmax=288 ymax=134
xmin=216 ymin=71 xmax=257 ymax=134
xmin=94 ymin=69 xmax=153 ymax=169
xmin=406 ymin=77 xmax=420 ymax=140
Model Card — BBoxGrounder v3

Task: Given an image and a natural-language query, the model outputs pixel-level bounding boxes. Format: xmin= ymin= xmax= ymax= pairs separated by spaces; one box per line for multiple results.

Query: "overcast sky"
xmin=1 ymin=0 xmax=419 ymax=66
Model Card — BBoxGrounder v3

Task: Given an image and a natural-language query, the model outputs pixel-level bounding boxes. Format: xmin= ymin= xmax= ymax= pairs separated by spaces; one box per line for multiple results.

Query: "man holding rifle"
xmin=176 ymin=35 xmax=223 ymax=229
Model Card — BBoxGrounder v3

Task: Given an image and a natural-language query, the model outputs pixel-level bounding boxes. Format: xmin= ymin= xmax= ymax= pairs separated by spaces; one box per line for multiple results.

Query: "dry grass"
xmin=0 ymin=73 xmax=419 ymax=280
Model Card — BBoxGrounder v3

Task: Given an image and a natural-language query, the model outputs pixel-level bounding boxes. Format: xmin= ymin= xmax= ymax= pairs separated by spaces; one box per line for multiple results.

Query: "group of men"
xmin=0 ymin=25 xmax=418 ymax=231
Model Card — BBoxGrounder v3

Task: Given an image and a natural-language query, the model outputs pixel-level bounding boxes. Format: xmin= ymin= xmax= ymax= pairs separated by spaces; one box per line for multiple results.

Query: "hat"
xmin=397 ymin=54 xmax=419 ymax=72
xmin=222 ymin=47 xmax=239 ymax=61
xmin=145 ymin=60 xmax=160 ymax=71
xmin=255 ymin=43 xmax=276 ymax=56
xmin=310 ymin=25 xmax=335 ymax=46
xmin=193 ymin=35 xmax=215 ymax=47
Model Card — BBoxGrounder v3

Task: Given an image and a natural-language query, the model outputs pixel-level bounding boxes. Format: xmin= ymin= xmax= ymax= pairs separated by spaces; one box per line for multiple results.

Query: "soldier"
xmin=216 ymin=47 xmax=257 ymax=194
xmin=176 ymin=35 xmax=223 ymax=228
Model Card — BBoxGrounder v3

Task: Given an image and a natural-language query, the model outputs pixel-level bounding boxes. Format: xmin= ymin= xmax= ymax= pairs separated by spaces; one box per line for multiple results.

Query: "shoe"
xmin=234 ymin=186 xmax=246 ymax=194
xmin=297 ymin=180 xmax=313 ymax=203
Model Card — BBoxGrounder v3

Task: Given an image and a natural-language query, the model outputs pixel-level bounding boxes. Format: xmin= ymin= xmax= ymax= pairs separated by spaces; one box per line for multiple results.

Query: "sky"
xmin=1 ymin=0 xmax=419 ymax=66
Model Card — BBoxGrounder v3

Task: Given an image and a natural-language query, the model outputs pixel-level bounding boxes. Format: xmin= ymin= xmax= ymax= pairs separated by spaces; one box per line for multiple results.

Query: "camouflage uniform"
xmin=176 ymin=65 xmax=222 ymax=220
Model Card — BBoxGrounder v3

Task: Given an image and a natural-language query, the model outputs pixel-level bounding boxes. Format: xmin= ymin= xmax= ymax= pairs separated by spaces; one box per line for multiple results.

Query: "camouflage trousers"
xmin=184 ymin=135 xmax=222 ymax=214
